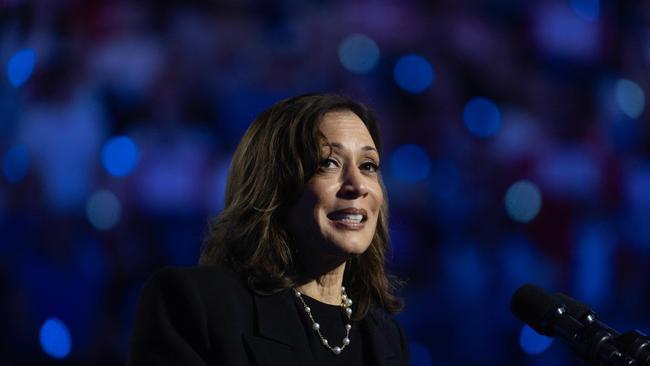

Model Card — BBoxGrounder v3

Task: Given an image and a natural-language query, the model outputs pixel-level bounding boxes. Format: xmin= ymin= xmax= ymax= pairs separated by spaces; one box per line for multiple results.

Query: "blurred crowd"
xmin=0 ymin=0 xmax=648 ymax=365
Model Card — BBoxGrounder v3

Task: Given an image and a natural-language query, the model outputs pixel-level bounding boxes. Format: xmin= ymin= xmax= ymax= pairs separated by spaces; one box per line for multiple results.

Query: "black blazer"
xmin=128 ymin=265 xmax=409 ymax=366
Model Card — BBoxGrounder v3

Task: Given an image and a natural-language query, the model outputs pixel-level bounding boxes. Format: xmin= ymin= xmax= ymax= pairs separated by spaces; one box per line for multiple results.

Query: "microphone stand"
xmin=614 ymin=330 xmax=650 ymax=365
xmin=582 ymin=318 xmax=650 ymax=366
xmin=554 ymin=293 xmax=650 ymax=366
xmin=542 ymin=304 xmax=636 ymax=366
xmin=542 ymin=304 xmax=650 ymax=366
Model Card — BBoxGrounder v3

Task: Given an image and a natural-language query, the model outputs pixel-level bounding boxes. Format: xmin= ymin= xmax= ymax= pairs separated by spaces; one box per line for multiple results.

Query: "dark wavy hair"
xmin=199 ymin=93 xmax=403 ymax=319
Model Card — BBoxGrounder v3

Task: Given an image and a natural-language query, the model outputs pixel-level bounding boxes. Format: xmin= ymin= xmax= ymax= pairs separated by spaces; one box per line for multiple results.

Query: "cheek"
xmin=299 ymin=187 xmax=329 ymax=224
xmin=370 ymin=184 xmax=384 ymax=210
xmin=310 ymin=182 xmax=336 ymax=209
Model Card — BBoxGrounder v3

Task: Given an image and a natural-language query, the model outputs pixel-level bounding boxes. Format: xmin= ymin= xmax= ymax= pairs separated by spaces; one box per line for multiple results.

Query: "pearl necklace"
xmin=293 ymin=286 xmax=353 ymax=355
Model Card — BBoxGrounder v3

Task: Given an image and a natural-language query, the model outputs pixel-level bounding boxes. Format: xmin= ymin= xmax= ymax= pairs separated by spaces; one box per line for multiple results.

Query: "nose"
xmin=338 ymin=165 xmax=369 ymax=199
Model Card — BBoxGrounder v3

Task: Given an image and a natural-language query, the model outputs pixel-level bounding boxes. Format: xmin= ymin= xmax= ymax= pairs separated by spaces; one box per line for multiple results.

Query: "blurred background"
xmin=1 ymin=0 xmax=649 ymax=365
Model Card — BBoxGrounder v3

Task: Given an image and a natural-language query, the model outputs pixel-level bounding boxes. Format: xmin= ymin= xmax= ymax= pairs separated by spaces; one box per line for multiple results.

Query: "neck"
xmin=296 ymin=261 xmax=346 ymax=305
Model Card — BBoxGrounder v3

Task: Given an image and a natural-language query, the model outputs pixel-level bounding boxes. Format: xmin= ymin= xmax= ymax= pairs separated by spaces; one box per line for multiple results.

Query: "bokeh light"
xmin=393 ymin=54 xmax=434 ymax=93
xmin=570 ymin=0 xmax=600 ymax=22
xmin=86 ymin=190 xmax=121 ymax=230
xmin=534 ymin=3 xmax=599 ymax=60
xmin=39 ymin=317 xmax=72 ymax=359
xmin=2 ymin=144 xmax=29 ymax=183
xmin=338 ymin=34 xmax=380 ymax=74
xmin=536 ymin=148 xmax=600 ymax=200
xmin=519 ymin=324 xmax=553 ymax=355
xmin=101 ymin=136 xmax=140 ymax=177
xmin=7 ymin=48 xmax=36 ymax=88
xmin=463 ymin=97 xmax=501 ymax=137
xmin=389 ymin=144 xmax=431 ymax=183
xmin=615 ymin=79 xmax=645 ymax=119
xmin=410 ymin=342 xmax=432 ymax=366
xmin=505 ymin=180 xmax=542 ymax=223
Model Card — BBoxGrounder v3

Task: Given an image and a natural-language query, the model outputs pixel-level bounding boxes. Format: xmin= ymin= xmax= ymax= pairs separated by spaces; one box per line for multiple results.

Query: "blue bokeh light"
xmin=338 ymin=33 xmax=380 ymax=74
xmin=2 ymin=144 xmax=29 ymax=183
xmin=463 ymin=97 xmax=501 ymax=137
xmin=101 ymin=136 xmax=139 ymax=177
xmin=39 ymin=317 xmax=72 ymax=359
xmin=535 ymin=3 xmax=599 ymax=60
xmin=389 ymin=144 xmax=431 ymax=183
xmin=86 ymin=190 xmax=121 ymax=230
xmin=393 ymin=54 xmax=434 ymax=93
xmin=537 ymin=148 xmax=600 ymax=200
xmin=519 ymin=324 xmax=553 ymax=355
xmin=7 ymin=48 xmax=36 ymax=88
xmin=409 ymin=342 xmax=432 ymax=366
xmin=505 ymin=180 xmax=542 ymax=223
xmin=570 ymin=0 xmax=600 ymax=22
xmin=615 ymin=79 xmax=645 ymax=119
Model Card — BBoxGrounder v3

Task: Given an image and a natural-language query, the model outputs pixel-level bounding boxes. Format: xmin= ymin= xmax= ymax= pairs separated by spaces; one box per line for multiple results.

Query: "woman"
xmin=128 ymin=94 xmax=409 ymax=365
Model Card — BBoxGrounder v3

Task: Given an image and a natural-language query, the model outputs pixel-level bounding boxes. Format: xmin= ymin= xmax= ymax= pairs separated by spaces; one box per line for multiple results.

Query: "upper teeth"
xmin=333 ymin=214 xmax=363 ymax=222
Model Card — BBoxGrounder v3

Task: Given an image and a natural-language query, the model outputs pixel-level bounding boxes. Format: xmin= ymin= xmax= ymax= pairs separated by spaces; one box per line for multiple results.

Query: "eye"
xmin=320 ymin=158 xmax=339 ymax=169
xmin=361 ymin=162 xmax=379 ymax=173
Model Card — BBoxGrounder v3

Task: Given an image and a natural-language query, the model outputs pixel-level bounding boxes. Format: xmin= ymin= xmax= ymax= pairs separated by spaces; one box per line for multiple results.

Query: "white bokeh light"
xmin=505 ymin=180 xmax=542 ymax=223
xmin=86 ymin=189 xmax=121 ymax=230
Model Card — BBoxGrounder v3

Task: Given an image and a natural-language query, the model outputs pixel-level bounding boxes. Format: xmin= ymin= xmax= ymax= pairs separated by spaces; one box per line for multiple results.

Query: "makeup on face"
xmin=288 ymin=110 xmax=383 ymax=258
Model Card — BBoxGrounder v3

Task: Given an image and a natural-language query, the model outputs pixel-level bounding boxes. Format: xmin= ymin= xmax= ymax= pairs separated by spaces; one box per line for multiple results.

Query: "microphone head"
xmin=511 ymin=284 xmax=563 ymax=336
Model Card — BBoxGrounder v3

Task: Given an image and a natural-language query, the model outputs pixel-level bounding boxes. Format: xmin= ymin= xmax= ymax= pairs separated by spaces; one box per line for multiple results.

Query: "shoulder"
xmin=366 ymin=307 xmax=410 ymax=365
xmin=366 ymin=307 xmax=404 ymax=339
xmin=129 ymin=265 xmax=254 ymax=364
xmin=138 ymin=264 xmax=252 ymax=314
xmin=145 ymin=264 xmax=246 ymax=292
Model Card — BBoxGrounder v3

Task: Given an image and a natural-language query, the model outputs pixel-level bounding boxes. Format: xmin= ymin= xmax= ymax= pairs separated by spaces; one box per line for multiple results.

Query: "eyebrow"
xmin=325 ymin=142 xmax=378 ymax=153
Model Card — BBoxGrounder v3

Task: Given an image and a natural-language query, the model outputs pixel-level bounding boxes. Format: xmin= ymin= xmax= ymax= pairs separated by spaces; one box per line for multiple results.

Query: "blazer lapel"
xmin=362 ymin=309 xmax=402 ymax=366
xmin=244 ymin=292 xmax=403 ymax=366
xmin=243 ymin=290 xmax=316 ymax=366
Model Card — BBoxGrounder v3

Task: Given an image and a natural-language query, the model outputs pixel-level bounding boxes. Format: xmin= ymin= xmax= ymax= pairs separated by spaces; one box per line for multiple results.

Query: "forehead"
xmin=318 ymin=110 xmax=376 ymax=148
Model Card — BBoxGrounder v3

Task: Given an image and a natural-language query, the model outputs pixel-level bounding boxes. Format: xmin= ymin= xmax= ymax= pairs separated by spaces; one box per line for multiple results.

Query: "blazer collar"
xmin=252 ymin=290 xmax=402 ymax=366
xmin=251 ymin=289 xmax=316 ymax=366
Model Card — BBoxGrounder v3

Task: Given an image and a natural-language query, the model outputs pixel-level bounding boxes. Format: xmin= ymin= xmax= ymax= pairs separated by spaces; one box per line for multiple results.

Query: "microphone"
xmin=511 ymin=284 xmax=650 ymax=366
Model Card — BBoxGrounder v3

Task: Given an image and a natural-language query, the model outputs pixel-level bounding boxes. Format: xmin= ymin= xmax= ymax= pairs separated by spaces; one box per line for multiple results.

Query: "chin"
xmin=332 ymin=238 xmax=372 ymax=256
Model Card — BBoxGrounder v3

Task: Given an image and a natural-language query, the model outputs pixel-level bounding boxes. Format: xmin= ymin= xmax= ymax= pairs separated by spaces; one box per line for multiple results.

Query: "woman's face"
xmin=288 ymin=110 xmax=384 ymax=259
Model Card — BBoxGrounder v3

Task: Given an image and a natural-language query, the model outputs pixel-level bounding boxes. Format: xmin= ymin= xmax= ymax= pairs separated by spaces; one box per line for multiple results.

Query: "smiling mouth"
xmin=328 ymin=213 xmax=365 ymax=224
xmin=327 ymin=209 xmax=368 ymax=225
